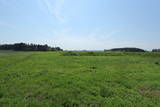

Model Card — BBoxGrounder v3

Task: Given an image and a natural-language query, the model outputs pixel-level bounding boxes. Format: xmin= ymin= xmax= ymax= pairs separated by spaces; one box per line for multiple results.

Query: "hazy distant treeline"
xmin=104 ymin=48 xmax=146 ymax=52
xmin=0 ymin=43 xmax=63 ymax=51
xmin=152 ymin=49 xmax=160 ymax=52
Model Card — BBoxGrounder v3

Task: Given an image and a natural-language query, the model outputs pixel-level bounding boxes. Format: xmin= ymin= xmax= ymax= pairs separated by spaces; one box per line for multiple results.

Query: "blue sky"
xmin=0 ymin=0 xmax=160 ymax=50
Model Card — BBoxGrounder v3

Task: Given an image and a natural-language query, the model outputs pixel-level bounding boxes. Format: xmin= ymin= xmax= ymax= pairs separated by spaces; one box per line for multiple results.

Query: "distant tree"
xmin=54 ymin=47 xmax=63 ymax=51
xmin=14 ymin=43 xmax=27 ymax=51
xmin=0 ymin=44 xmax=13 ymax=50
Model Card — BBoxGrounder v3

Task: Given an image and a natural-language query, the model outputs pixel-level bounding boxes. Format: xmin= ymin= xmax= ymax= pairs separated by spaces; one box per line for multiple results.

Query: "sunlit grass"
xmin=0 ymin=51 xmax=160 ymax=107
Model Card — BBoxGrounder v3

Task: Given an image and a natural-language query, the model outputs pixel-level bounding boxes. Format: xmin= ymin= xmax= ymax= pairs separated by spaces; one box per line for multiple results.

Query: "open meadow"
xmin=0 ymin=51 xmax=160 ymax=107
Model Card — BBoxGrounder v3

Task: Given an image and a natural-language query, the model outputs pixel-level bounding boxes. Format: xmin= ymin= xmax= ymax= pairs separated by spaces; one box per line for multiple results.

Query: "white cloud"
xmin=53 ymin=0 xmax=65 ymax=23
xmin=88 ymin=29 xmax=121 ymax=41
xmin=41 ymin=0 xmax=66 ymax=24
xmin=50 ymin=28 xmax=152 ymax=50
xmin=51 ymin=28 xmax=123 ymax=50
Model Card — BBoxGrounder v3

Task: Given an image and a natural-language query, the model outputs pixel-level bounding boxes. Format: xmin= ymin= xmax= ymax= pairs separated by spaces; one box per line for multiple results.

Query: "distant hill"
xmin=105 ymin=47 xmax=146 ymax=52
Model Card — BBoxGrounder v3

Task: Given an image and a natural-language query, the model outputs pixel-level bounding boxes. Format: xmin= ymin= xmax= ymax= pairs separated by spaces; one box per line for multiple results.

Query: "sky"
xmin=0 ymin=0 xmax=160 ymax=50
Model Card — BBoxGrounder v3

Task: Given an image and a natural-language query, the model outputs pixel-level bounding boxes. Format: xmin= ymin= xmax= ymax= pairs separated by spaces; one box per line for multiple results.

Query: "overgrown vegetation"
xmin=62 ymin=51 xmax=160 ymax=57
xmin=0 ymin=51 xmax=160 ymax=107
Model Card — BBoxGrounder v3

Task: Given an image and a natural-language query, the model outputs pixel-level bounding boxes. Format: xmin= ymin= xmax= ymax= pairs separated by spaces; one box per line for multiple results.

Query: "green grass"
xmin=0 ymin=51 xmax=160 ymax=107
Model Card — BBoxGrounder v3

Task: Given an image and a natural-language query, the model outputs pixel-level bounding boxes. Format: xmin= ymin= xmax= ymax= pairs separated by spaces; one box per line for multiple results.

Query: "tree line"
xmin=104 ymin=48 xmax=146 ymax=52
xmin=152 ymin=49 xmax=160 ymax=52
xmin=0 ymin=43 xmax=63 ymax=51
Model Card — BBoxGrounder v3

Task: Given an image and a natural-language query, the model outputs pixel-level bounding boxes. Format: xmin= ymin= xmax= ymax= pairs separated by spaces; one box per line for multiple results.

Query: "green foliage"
xmin=0 ymin=51 xmax=160 ymax=107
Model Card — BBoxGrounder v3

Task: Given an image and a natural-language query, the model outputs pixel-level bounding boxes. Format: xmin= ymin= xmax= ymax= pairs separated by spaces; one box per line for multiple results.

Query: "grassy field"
xmin=0 ymin=51 xmax=160 ymax=107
